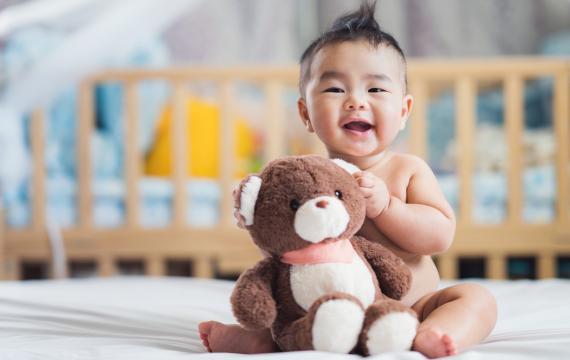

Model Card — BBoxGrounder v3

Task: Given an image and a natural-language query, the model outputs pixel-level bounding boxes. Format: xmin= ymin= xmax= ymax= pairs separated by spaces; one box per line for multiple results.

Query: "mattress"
xmin=0 ymin=277 xmax=569 ymax=359
xmin=3 ymin=165 xmax=556 ymax=229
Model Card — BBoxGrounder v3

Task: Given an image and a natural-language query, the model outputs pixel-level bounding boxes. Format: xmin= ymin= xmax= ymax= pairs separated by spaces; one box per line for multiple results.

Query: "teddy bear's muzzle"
xmin=293 ymin=196 xmax=350 ymax=243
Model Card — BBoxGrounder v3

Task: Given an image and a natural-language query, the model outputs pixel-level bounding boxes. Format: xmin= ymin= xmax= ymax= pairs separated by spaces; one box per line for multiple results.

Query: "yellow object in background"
xmin=145 ymin=97 xmax=256 ymax=178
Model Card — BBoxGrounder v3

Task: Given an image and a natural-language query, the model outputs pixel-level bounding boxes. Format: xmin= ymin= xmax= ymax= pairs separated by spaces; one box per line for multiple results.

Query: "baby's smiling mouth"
xmin=343 ymin=121 xmax=373 ymax=132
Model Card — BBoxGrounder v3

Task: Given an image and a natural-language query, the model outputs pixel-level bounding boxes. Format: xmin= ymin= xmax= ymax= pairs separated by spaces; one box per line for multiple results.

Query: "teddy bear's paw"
xmin=311 ymin=299 xmax=364 ymax=353
xmin=364 ymin=311 xmax=418 ymax=355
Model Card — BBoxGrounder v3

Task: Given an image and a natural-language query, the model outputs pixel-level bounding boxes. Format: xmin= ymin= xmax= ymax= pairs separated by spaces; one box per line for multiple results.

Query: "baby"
xmin=199 ymin=2 xmax=497 ymax=358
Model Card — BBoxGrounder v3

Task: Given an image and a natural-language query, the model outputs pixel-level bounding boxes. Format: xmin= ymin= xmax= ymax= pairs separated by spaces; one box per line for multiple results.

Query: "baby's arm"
xmin=359 ymin=157 xmax=455 ymax=255
xmin=230 ymin=257 xmax=277 ymax=330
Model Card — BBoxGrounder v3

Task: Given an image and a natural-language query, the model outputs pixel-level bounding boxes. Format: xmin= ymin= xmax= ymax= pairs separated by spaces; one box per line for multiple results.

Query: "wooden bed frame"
xmin=1 ymin=57 xmax=569 ymax=280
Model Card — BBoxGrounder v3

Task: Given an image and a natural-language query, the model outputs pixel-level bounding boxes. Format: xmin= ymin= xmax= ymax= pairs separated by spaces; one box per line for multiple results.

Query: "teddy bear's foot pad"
xmin=311 ymin=299 xmax=364 ymax=353
xmin=365 ymin=311 xmax=418 ymax=355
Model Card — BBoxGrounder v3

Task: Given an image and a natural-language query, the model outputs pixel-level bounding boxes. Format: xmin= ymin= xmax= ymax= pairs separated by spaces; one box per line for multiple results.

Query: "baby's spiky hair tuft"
xmin=329 ymin=0 xmax=381 ymax=35
xmin=299 ymin=0 xmax=406 ymax=97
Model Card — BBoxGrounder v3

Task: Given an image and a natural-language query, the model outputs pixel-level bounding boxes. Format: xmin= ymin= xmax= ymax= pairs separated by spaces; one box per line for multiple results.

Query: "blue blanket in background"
xmin=0 ymin=26 xmax=170 ymax=212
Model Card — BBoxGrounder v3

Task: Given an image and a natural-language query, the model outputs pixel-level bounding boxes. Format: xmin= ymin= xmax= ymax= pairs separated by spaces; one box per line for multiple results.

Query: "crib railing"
xmin=406 ymin=58 xmax=570 ymax=279
xmin=1 ymin=58 xmax=569 ymax=280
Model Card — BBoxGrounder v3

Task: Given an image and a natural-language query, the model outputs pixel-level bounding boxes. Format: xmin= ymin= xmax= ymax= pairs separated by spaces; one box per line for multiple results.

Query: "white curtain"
xmin=0 ymin=0 xmax=202 ymax=201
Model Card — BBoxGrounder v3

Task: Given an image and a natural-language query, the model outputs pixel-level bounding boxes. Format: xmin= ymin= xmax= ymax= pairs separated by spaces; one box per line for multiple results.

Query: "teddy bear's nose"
xmin=316 ymin=200 xmax=329 ymax=208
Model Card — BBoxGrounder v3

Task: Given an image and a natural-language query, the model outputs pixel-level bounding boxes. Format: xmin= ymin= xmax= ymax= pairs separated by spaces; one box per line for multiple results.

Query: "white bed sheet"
xmin=0 ymin=277 xmax=569 ymax=359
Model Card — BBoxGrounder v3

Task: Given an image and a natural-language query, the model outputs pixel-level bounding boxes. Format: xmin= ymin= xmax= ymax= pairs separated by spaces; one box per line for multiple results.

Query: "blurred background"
xmin=1 ymin=0 xmax=570 ymax=280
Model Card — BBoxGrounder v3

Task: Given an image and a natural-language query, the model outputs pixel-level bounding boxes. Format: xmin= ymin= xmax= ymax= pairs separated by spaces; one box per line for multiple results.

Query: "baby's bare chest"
xmin=377 ymin=168 xmax=411 ymax=202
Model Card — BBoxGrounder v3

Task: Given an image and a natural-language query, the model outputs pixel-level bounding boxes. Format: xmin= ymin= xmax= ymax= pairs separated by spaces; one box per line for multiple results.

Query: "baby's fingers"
xmin=354 ymin=173 xmax=375 ymax=188
xmin=359 ymin=186 xmax=375 ymax=198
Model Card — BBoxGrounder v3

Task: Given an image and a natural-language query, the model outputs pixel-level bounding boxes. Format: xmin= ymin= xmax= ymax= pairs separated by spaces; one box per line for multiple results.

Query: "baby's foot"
xmin=412 ymin=327 xmax=457 ymax=358
xmin=198 ymin=321 xmax=276 ymax=354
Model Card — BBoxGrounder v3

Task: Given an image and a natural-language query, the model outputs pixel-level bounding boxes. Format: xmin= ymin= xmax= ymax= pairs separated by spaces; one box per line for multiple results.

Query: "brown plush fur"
xmin=351 ymin=235 xmax=412 ymax=300
xmin=230 ymin=155 xmax=417 ymax=354
xmin=246 ymin=155 xmax=365 ymax=256
xmin=230 ymin=257 xmax=277 ymax=330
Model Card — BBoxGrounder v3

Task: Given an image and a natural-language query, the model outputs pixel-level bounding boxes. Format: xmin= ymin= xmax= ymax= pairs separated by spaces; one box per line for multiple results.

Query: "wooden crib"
xmin=1 ymin=57 xmax=569 ymax=280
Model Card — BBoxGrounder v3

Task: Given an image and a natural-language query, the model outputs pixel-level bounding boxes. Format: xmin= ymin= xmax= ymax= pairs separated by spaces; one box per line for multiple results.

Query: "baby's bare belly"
xmin=358 ymin=222 xmax=440 ymax=307
xmin=399 ymin=254 xmax=440 ymax=307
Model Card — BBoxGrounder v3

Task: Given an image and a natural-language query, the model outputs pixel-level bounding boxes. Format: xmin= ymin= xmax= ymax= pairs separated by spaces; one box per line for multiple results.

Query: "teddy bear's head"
xmin=234 ymin=155 xmax=365 ymax=256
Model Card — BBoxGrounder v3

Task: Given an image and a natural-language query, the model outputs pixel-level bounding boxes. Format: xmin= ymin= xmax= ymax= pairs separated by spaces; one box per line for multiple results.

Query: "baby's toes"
xmin=198 ymin=321 xmax=215 ymax=352
xmin=442 ymin=334 xmax=457 ymax=356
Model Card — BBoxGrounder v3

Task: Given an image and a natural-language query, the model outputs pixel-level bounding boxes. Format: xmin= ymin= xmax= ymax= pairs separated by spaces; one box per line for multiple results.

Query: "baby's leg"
xmin=411 ymin=283 xmax=497 ymax=359
xmin=198 ymin=321 xmax=276 ymax=353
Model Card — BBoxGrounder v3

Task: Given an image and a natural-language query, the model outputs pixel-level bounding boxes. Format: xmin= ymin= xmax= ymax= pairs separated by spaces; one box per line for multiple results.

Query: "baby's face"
xmin=298 ymin=40 xmax=412 ymax=160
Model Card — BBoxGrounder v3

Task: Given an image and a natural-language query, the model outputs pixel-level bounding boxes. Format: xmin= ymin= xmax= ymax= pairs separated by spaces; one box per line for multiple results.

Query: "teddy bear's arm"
xmin=230 ymin=256 xmax=277 ymax=331
xmin=352 ymin=235 xmax=412 ymax=300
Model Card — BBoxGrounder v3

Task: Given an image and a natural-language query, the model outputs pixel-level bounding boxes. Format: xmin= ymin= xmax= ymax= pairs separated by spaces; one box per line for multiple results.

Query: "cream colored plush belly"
xmin=289 ymin=254 xmax=376 ymax=311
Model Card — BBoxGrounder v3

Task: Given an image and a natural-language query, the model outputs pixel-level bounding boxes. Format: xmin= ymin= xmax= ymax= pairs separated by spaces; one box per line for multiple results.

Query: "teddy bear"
xmin=231 ymin=155 xmax=418 ymax=355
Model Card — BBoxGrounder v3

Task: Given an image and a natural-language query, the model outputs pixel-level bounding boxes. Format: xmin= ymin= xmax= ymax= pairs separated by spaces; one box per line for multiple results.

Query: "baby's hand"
xmin=353 ymin=171 xmax=390 ymax=219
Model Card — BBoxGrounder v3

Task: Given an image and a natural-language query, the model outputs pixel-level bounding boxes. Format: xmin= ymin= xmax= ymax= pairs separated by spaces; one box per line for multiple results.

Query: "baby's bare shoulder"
xmin=388 ymin=153 xmax=431 ymax=175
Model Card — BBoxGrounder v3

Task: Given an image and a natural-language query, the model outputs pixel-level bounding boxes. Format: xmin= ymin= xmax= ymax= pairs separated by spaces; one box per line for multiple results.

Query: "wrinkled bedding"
xmin=0 ymin=277 xmax=569 ymax=359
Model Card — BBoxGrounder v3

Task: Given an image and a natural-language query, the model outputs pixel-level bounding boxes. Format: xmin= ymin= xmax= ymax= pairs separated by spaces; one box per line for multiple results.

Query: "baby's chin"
xmin=329 ymin=145 xmax=386 ymax=159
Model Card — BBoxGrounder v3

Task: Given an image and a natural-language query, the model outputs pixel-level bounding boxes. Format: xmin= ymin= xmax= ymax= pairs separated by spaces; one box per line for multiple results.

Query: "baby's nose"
xmin=344 ymin=99 xmax=367 ymax=111
xmin=316 ymin=200 xmax=329 ymax=208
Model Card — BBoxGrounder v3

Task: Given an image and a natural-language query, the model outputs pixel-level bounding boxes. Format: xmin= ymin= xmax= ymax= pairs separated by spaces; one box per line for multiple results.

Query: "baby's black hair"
xmin=299 ymin=0 xmax=406 ymax=97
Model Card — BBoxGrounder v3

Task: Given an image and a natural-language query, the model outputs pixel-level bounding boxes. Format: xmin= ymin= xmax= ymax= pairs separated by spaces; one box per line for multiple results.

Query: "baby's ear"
xmin=297 ymin=98 xmax=314 ymax=132
xmin=331 ymin=158 xmax=361 ymax=175
xmin=400 ymin=94 xmax=413 ymax=130
xmin=233 ymin=175 xmax=262 ymax=228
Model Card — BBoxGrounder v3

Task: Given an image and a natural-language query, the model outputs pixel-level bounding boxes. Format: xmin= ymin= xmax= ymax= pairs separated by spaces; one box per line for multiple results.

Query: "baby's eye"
xmin=324 ymin=87 xmax=344 ymax=93
xmin=368 ymin=88 xmax=387 ymax=93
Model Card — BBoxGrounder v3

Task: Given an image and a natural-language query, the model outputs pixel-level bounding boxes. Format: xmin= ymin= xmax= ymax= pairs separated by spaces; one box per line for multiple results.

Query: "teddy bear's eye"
xmin=290 ymin=199 xmax=300 ymax=211
xmin=335 ymin=190 xmax=343 ymax=200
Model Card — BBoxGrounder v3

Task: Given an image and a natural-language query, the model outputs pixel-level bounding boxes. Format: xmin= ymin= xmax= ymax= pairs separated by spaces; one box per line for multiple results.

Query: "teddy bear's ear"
xmin=233 ymin=175 xmax=262 ymax=227
xmin=331 ymin=158 xmax=361 ymax=175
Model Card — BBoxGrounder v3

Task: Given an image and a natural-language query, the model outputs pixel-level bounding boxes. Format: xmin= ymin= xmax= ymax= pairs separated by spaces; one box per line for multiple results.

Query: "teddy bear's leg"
xmin=275 ymin=292 xmax=365 ymax=353
xmin=359 ymin=298 xmax=418 ymax=356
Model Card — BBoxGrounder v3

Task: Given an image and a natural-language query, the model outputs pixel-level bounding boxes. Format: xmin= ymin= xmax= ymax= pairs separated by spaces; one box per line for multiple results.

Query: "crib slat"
xmin=488 ymin=254 xmax=506 ymax=279
xmin=78 ymin=81 xmax=94 ymax=229
xmin=193 ymin=257 xmax=214 ymax=278
xmin=409 ymin=80 xmax=428 ymax=160
xmin=265 ymin=82 xmax=286 ymax=161
xmin=7 ymin=257 xmax=20 ymax=280
xmin=98 ymin=256 xmax=115 ymax=277
xmin=31 ymin=111 xmax=46 ymax=233
xmin=172 ymin=82 xmax=188 ymax=228
xmin=455 ymin=78 xmax=476 ymax=225
xmin=538 ymin=252 xmax=555 ymax=279
xmin=124 ymin=81 xmax=140 ymax=228
xmin=504 ymin=76 xmax=524 ymax=226
xmin=437 ymin=254 xmax=458 ymax=279
xmin=554 ymin=72 xmax=570 ymax=227
xmin=147 ymin=256 xmax=165 ymax=276
xmin=219 ymin=81 xmax=235 ymax=227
